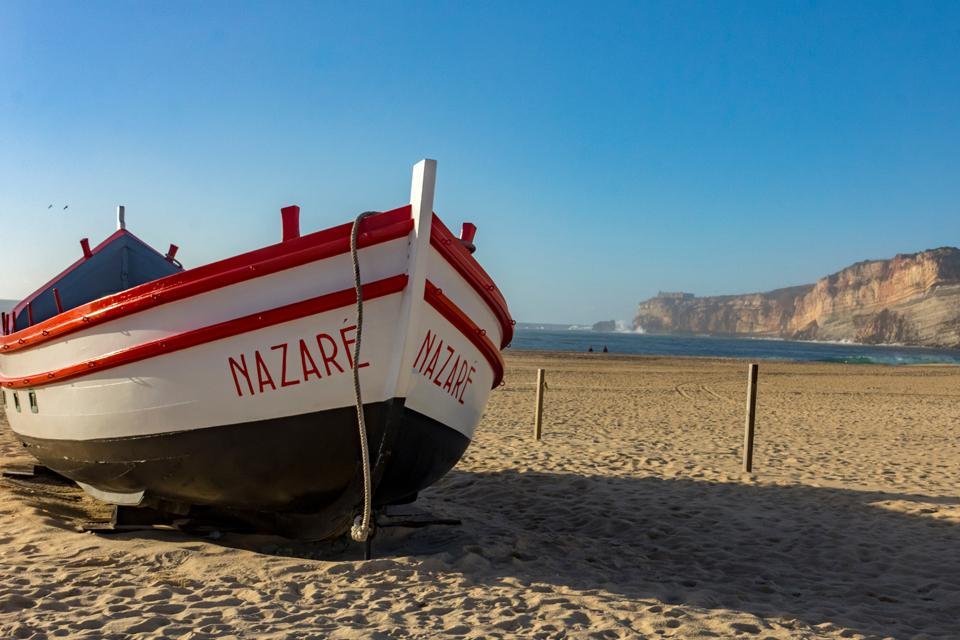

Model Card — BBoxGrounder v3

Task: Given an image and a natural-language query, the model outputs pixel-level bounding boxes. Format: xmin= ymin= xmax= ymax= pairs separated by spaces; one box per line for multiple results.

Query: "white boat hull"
xmin=0 ymin=160 xmax=511 ymax=537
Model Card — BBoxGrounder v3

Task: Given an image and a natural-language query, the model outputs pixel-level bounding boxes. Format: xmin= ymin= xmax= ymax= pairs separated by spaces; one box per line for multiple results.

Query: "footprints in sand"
xmin=675 ymin=381 xmax=732 ymax=403
xmin=3 ymin=356 xmax=960 ymax=638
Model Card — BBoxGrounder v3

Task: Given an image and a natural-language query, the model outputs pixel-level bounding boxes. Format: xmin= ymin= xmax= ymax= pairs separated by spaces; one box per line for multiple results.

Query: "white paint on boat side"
xmin=403 ymin=305 xmax=493 ymax=441
xmin=4 ymin=292 xmax=496 ymax=444
xmin=426 ymin=246 xmax=503 ymax=347
xmin=0 ymin=238 xmax=409 ymax=379
xmin=6 ymin=295 xmax=410 ymax=440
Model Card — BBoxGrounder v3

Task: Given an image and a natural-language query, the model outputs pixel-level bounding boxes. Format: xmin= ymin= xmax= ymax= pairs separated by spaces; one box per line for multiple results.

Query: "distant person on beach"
xmin=587 ymin=347 xmax=593 ymax=352
xmin=602 ymin=346 xmax=608 ymax=353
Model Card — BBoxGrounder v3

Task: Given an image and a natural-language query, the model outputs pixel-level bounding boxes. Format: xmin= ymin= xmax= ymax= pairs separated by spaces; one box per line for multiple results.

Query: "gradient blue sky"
xmin=2 ymin=2 xmax=958 ymax=324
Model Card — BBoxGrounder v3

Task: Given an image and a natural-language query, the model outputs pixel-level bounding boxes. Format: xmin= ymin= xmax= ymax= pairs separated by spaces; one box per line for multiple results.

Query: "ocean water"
xmin=508 ymin=329 xmax=960 ymax=365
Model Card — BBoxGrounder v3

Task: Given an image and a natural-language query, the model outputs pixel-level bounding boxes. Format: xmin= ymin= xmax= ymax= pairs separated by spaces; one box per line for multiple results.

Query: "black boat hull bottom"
xmin=17 ymin=399 xmax=470 ymax=533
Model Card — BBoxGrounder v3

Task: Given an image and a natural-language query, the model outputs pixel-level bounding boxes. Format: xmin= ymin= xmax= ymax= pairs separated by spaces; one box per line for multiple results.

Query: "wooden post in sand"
xmin=742 ymin=363 xmax=759 ymax=472
xmin=534 ymin=368 xmax=546 ymax=440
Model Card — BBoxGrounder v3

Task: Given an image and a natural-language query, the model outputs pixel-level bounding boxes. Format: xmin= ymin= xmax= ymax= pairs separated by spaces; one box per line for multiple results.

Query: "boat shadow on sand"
xmin=402 ymin=469 xmax=960 ymax=640
xmin=5 ymin=466 xmax=959 ymax=639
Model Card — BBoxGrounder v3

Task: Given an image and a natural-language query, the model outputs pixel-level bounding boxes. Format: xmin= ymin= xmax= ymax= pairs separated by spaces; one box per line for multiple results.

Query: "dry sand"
xmin=1 ymin=352 xmax=959 ymax=639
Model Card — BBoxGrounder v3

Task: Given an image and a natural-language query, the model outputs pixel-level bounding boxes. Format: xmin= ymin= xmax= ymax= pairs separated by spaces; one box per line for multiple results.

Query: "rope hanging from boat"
xmin=349 ymin=211 xmax=377 ymax=543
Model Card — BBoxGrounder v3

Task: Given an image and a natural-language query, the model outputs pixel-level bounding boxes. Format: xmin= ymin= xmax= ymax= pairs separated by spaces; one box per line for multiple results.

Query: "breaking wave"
xmin=815 ymin=353 xmax=960 ymax=366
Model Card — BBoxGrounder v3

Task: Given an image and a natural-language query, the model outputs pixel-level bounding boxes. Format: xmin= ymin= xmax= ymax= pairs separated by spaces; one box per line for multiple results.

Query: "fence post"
xmin=534 ymin=368 xmax=545 ymax=441
xmin=743 ymin=363 xmax=759 ymax=472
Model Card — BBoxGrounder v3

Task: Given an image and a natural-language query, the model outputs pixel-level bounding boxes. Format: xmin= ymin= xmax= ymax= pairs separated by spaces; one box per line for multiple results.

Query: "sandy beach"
xmin=1 ymin=351 xmax=958 ymax=639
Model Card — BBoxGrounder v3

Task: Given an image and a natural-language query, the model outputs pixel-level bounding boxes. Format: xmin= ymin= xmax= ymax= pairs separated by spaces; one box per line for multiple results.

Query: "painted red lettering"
xmin=339 ymin=325 xmax=369 ymax=370
xmin=316 ymin=333 xmax=345 ymax=376
xmin=254 ymin=350 xmax=276 ymax=393
xmin=271 ymin=343 xmax=300 ymax=387
xmin=459 ymin=365 xmax=477 ymax=404
xmin=451 ymin=360 xmax=469 ymax=400
xmin=441 ymin=354 xmax=460 ymax=391
xmin=228 ymin=354 xmax=254 ymax=397
xmin=434 ymin=347 xmax=456 ymax=387
xmin=299 ymin=339 xmax=322 ymax=381
xmin=414 ymin=330 xmax=436 ymax=372
xmin=423 ymin=341 xmax=443 ymax=379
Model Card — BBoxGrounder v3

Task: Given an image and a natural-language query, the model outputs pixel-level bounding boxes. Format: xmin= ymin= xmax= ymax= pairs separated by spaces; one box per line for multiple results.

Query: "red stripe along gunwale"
xmin=430 ymin=215 xmax=514 ymax=349
xmin=0 ymin=275 xmax=408 ymax=390
xmin=423 ymin=279 xmax=504 ymax=388
xmin=0 ymin=206 xmax=414 ymax=354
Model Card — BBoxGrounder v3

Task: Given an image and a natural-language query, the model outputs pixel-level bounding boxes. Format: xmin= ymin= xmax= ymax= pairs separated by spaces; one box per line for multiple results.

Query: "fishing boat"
xmin=0 ymin=159 xmax=512 ymax=540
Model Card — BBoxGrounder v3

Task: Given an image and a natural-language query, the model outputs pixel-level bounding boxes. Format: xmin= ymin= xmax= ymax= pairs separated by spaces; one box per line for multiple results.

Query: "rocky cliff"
xmin=634 ymin=247 xmax=960 ymax=348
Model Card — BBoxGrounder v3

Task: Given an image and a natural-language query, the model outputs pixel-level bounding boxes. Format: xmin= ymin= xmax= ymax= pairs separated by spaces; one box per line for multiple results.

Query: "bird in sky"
xmin=63 ymin=205 xmax=68 ymax=210
xmin=47 ymin=204 xmax=52 ymax=209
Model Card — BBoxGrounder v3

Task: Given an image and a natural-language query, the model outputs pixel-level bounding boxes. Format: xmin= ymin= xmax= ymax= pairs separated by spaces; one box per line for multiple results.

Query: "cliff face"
xmin=634 ymin=247 xmax=960 ymax=348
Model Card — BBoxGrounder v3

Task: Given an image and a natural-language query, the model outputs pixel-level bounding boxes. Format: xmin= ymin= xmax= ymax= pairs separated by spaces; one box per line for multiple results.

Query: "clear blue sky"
xmin=2 ymin=2 xmax=958 ymax=324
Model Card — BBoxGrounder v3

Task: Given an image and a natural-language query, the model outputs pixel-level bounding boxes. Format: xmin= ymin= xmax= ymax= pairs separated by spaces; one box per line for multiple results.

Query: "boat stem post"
xmin=742 ymin=363 xmax=759 ymax=473
xmin=534 ymin=368 xmax=545 ymax=440
xmin=386 ymin=159 xmax=437 ymax=396
xmin=116 ymin=205 xmax=126 ymax=231
xmin=1 ymin=312 xmax=7 ymax=335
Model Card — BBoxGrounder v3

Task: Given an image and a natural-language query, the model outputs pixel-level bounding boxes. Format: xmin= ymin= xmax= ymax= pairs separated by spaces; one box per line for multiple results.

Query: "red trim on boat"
xmin=430 ymin=215 xmax=513 ymax=348
xmin=281 ymin=205 xmax=301 ymax=241
xmin=0 ymin=275 xmax=409 ymax=389
xmin=424 ymin=280 xmax=504 ymax=388
xmin=1 ymin=206 xmax=413 ymax=354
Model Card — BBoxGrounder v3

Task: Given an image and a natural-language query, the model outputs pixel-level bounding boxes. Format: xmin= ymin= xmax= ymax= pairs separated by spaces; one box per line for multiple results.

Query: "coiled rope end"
xmin=350 ymin=516 xmax=372 ymax=542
